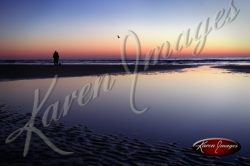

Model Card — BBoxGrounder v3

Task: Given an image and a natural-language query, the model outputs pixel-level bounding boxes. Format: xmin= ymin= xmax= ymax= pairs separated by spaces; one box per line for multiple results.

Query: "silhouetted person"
xmin=53 ymin=51 xmax=59 ymax=66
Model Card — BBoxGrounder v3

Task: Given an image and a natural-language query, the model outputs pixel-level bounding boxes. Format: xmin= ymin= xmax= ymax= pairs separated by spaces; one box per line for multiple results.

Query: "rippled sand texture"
xmin=0 ymin=104 xmax=250 ymax=165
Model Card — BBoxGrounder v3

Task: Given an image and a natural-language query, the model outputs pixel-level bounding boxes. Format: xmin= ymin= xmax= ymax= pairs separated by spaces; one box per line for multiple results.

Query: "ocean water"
xmin=0 ymin=65 xmax=250 ymax=159
xmin=0 ymin=57 xmax=250 ymax=65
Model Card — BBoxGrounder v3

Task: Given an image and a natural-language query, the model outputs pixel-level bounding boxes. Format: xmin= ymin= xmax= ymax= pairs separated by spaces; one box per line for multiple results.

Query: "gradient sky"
xmin=0 ymin=0 xmax=249 ymax=59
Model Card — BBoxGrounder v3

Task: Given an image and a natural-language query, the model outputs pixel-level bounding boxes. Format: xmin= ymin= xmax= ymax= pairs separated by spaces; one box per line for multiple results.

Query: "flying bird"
xmin=117 ymin=35 xmax=120 ymax=39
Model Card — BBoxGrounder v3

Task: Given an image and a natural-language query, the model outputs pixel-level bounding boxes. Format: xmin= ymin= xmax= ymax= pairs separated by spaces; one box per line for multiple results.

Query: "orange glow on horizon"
xmin=0 ymin=37 xmax=249 ymax=59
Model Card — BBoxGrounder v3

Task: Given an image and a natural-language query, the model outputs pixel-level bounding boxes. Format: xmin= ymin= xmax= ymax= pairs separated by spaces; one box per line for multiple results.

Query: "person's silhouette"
xmin=53 ymin=51 xmax=59 ymax=66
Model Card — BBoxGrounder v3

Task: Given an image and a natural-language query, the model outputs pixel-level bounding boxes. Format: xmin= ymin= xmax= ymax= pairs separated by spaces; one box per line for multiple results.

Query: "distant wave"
xmin=0 ymin=58 xmax=250 ymax=65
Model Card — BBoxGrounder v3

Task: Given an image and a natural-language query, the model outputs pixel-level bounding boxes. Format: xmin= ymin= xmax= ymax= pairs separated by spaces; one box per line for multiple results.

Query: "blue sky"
xmin=0 ymin=0 xmax=249 ymax=59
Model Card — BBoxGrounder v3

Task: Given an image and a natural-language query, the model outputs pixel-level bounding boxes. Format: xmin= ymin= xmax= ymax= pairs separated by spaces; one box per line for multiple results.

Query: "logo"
xmin=193 ymin=138 xmax=241 ymax=156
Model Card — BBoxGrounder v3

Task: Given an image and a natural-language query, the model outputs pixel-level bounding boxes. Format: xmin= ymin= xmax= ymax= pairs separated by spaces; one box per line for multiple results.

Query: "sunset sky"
xmin=0 ymin=0 xmax=249 ymax=59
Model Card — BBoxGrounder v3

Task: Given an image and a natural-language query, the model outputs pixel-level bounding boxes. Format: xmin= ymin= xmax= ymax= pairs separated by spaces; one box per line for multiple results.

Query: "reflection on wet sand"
xmin=1 ymin=64 xmax=250 ymax=164
xmin=1 ymin=104 xmax=250 ymax=165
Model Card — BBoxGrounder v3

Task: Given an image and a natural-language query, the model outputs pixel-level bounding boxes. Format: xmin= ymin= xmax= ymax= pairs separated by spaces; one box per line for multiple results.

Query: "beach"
xmin=0 ymin=0 xmax=249 ymax=164
xmin=213 ymin=64 xmax=250 ymax=73
xmin=0 ymin=64 xmax=197 ymax=80
xmin=1 ymin=63 xmax=250 ymax=165
xmin=1 ymin=104 xmax=250 ymax=165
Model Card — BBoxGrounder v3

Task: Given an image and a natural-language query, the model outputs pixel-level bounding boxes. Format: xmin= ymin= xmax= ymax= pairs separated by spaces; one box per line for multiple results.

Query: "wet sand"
xmin=0 ymin=64 xmax=197 ymax=81
xmin=1 ymin=64 xmax=250 ymax=165
xmin=213 ymin=65 xmax=250 ymax=73
xmin=0 ymin=104 xmax=250 ymax=165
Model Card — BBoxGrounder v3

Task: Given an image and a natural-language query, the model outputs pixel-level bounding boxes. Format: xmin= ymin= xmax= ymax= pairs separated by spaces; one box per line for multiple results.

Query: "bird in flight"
xmin=117 ymin=35 xmax=120 ymax=39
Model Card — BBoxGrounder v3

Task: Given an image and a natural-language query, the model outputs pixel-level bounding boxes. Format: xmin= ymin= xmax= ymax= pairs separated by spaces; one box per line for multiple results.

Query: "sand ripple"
xmin=0 ymin=104 xmax=249 ymax=165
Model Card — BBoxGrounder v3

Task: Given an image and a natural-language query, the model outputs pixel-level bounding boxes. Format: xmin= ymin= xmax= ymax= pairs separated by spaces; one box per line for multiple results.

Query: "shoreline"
xmin=0 ymin=64 xmax=198 ymax=81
